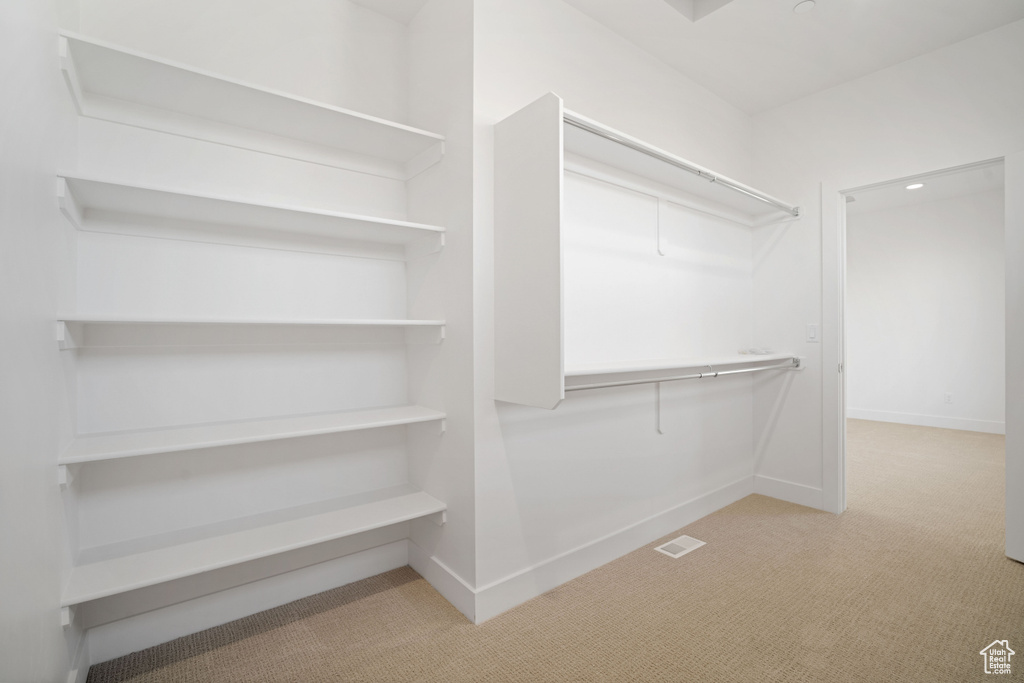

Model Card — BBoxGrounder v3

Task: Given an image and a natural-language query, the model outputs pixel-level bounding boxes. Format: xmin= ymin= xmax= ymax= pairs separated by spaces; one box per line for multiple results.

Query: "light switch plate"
xmin=806 ymin=324 xmax=819 ymax=343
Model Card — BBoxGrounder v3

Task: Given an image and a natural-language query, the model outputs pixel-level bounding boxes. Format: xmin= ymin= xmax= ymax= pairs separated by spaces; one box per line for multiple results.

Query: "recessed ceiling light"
xmin=906 ymin=183 xmax=925 ymax=190
xmin=793 ymin=1 xmax=816 ymax=14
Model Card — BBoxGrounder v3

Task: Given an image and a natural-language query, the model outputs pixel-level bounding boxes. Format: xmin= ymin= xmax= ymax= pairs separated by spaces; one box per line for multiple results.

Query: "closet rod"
xmin=565 ymin=357 xmax=801 ymax=392
xmin=562 ymin=113 xmax=801 ymax=219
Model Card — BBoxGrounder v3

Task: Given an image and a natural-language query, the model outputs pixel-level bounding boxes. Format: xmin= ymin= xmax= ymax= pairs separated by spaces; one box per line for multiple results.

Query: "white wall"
xmin=846 ymin=190 xmax=1005 ymax=434
xmin=79 ymin=0 xmax=409 ymax=123
xmin=406 ymin=0 xmax=479 ymax=615
xmin=0 ymin=0 xmax=80 ymax=681
xmin=751 ymin=19 xmax=1024 ymax=510
xmin=563 ymin=172 xmax=755 ymax=366
xmin=471 ymin=0 xmax=764 ymax=622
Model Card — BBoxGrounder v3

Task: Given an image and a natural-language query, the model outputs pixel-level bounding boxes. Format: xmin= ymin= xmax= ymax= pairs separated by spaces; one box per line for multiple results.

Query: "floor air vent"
xmin=655 ymin=535 xmax=706 ymax=559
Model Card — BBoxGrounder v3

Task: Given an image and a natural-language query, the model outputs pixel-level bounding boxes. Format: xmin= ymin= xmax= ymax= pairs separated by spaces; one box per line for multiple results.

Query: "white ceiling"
xmin=845 ymin=161 xmax=1004 ymax=216
xmin=348 ymin=0 xmax=428 ymax=23
xmin=560 ymin=0 xmax=1024 ymax=114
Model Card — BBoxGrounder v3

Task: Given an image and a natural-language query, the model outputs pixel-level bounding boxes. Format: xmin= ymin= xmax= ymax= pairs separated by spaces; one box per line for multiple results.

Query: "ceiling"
xmin=560 ymin=0 xmax=1024 ymax=114
xmin=348 ymin=0 xmax=429 ymax=23
xmin=845 ymin=160 xmax=1004 ymax=216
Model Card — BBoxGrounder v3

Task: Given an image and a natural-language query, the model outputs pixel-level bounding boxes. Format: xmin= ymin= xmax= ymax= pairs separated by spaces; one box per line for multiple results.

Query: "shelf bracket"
xmin=56 ymin=321 xmax=77 ymax=351
xmin=405 ymin=324 xmax=445 ymax=345
xmin=56 ymin=178 xmax=83 ymax=230
xmin=404 ymin=141 xmax=445 ymax=180
xmin=57 ymin=37 xmax=85 ymax=115
xmin=432 ymin=510 xmax=447 ymax=527
xmin=61 ymin=606 xmax=75 ymax=630
xmin=439 ymin=418 xmax=447 ymax=435
xmin=699 ymin=364 xmax=718 ymax=379
xmin=58 ymin=464 xmax=73 ymax=490
xmin=655 ymin=382 xmax=664 ymax=434
xmin=405 ymin=232 xmax=445 ymax=260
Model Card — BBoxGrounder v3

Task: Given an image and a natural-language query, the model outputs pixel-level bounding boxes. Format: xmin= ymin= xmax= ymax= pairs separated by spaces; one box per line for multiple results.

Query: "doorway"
xmin=823 ymin=155 xmax=1024 ymax=562
xmin=843 ymin=161 xmax=1005 ymax=433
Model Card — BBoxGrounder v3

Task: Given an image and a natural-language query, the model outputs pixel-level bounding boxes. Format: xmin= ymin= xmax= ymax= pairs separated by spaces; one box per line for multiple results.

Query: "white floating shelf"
xmin=60 ymin=405 xmax=446 ymax=465
xmin=58 ymin=32 xmax=445 ymax=179
xmin=57 ymin=317 xmax=445 ymax=350
xmin=62 ymin=487 xmax=446 ymax=606
xmin=57 ymin=175 xmax=445 ymax=258
xmin=59 ymin=316 xmax=444 ymax=326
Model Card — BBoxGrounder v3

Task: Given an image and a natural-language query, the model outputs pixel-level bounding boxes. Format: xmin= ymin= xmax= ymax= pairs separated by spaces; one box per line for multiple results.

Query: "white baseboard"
xmin=470 ymin=476 xmax=754 ymax=624
xmin=86 ymin=540 xmax=409 ymax=665
xmin=753 ymin=474 xmax=824 ymax=510
xmin=846 ymin=408 xmax=1005 ymax=435
xmin=408 ymin=542 xmax=476 ymax=623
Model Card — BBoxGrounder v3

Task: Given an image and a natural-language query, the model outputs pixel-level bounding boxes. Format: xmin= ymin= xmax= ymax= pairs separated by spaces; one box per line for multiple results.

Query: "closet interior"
xmin=55 ymin=25 xmax=449 ymax=635
xmin=495 ymin=93 xmax=802 ymax=410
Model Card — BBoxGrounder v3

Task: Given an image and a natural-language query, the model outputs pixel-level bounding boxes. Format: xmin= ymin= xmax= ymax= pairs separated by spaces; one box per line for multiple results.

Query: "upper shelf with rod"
xmin=563 ymin=110 xmax=799 ymax=225
xmin=494 ymin=93 xmax=801 ymax=409
xmin=58 ymin=32 xmax=445 ymax=181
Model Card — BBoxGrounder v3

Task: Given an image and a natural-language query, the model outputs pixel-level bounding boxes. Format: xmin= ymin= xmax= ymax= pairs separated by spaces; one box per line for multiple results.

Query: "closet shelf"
xmin=56 ymin=317 xmax=446 ymax=350
xmin=494 ymin=93 xmax=802 ymax=408
xmin=564 ymin=354 xmax=802 ymax=392
xmin=57 ymin=175 xmax=445 ymax=257
xmin=58 ymin=32 xmax=445 ymax=180
xmin=59 ymin=405 xmax=446 ymax=465
xmin=58 ymin=316 xmax=444 ymax=326
xmin=563 ymin=110 xmax=799 ymax=224
xmin=61 ymin=486 xmax=447 ymax=607
xmin=565 ymin=353 xmax=799 ymax=377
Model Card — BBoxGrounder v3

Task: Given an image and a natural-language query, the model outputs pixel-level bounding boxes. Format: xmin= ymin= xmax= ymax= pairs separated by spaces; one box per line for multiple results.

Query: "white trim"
xmin=826 ymin=156 xmax=1022 ymax=533
xmin=753 ymin=474 xmax=824 ymax=510
xmin=67 ymin=633 xmax=89 ymax=683
xmin=407 ymin=542 xmax=477 ymax=623
xmin=473 ymin=476 xmax=753 ymax=623
xmin=821 ymin=180 xmax=846 ymax=514
xmin=846 ymin=409 xmax=1005 ymax=435
xmin=1005 ymin=151 xmax=1024 ymax=562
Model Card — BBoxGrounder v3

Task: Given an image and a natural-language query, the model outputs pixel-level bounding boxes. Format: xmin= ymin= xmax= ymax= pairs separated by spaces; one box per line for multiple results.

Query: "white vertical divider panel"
xmin=1006 ymin=151 xmax=1024 ymax=562
xmin=820 ymin=180 xmax=846 ymax=515
xmin=494 ymin=93 xmax=564 ymax=409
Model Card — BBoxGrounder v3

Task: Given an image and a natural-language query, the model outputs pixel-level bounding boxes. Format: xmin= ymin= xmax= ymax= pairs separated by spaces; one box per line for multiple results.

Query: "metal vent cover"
xmin=655 ymin=534 xmax=706 ymax=559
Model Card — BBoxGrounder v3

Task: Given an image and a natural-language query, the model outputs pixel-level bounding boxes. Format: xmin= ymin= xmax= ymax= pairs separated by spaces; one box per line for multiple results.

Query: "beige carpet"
xmin=88 ymin=420 xmax=1023 ymax=682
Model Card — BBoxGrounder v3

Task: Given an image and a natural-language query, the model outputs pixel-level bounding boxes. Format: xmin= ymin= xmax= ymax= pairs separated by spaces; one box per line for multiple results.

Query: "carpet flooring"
xmin=88 ymin=419 xmax=1023 ymax=682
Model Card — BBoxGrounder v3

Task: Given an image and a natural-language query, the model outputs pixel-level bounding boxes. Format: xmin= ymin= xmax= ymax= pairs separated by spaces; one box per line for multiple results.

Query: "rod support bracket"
xmin=58 ymin=464 xmax=73 ymax=490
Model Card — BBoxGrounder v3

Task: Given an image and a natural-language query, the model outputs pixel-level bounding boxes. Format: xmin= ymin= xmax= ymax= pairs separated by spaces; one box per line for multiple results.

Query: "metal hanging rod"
xmin=564 ymin=357 xmax=801 ymax=392
xmin=563 ymin=112 xmax=801 ymax=219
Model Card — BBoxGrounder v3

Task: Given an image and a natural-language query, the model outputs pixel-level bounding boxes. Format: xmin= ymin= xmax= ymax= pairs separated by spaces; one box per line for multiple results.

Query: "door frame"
xmin=820 ymin=156 xmax=1018 ymax=537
